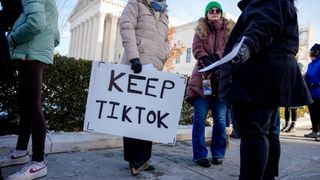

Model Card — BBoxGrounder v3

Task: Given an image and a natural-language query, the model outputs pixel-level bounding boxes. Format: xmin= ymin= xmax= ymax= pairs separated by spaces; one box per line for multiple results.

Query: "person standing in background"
xmin=0 ymin=0 xmax=22 ymax=179
xmin=0 ymin=0 xmax=59 ymax=179
xmin=281 ymin=107 xmax=298 ymax=133
xmin=304 ymin=44 xmax=320 ymax=139
xmin=185 ymin=1 xmax=233 ymax=167
xmin=0 ymin=0 xmax=22 ymax=81
xmin=218 ymin=0 xmax=313 ymax=179
xmin=119 ymin=0 xmax=169 ymax=176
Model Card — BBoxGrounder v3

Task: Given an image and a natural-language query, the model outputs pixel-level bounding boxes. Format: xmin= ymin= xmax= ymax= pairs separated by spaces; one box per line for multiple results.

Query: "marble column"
xmin=70 ymin=28 xmax=75 ymax=57
xmin=68 ymin=29 xmax=73 ymax=57
xmin=107 ymin=15 xmax=118 ymax=62
xmin=90 ymin=14 xmax=98 ymax=60
xmin=81 ymin=20 xmax=88 ymax=59
xmin=76 ymin=25 xmax=83 ymax=58
xmin=94 ymin=12 xmax=107 ymax=61
xmin=79 ymin=23 xmax=85 ymax=59
xmin=85 ymin=18 xmax=93 ymax=60
xmin=74 ymin=26 xmax=79 ymax=58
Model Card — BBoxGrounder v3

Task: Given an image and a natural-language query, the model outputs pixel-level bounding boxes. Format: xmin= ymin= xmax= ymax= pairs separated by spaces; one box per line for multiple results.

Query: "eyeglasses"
xmin=208 ymin=9 xmax=222 ymax=14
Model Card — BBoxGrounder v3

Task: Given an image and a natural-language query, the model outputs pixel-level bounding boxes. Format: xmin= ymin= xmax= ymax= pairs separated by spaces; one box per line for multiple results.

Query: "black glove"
xmin=129 ymin=58 xmax=142 ymax=73
xmin=198 ymin=56 xmax=212 ymax=69
xmin=208 ymin=53 xmax=220 ymax=63
xmin=209 ymin=53 xmax=221 ymax=72
xmin=231 ymin=41 xmax=251 ymax=64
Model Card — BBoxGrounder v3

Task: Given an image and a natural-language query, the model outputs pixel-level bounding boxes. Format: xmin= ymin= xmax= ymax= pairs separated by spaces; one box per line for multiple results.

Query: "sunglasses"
xmin=208 ymin=9 xmax=222 ymax=14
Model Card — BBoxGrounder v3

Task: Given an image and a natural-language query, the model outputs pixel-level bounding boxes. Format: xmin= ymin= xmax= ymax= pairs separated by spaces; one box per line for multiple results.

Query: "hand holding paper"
xmin=198 ymin=36 xmax=247 ymax=72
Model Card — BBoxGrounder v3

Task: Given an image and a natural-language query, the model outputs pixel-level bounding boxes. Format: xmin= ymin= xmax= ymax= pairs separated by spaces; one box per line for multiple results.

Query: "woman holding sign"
xmin=119 ymin=0 xmax=169 ymax=176
xmin=218 ymin=0 xmax=312 ymax=179
xmin=185 ymin=1 xmax=234 ymax=168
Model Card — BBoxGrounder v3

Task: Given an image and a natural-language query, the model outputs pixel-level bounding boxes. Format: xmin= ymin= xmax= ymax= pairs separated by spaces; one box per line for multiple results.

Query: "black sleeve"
xmin=242 ymin=0 xmax=285 ymax=54
xmin=0 ymin=0 xmax=22 ymax=31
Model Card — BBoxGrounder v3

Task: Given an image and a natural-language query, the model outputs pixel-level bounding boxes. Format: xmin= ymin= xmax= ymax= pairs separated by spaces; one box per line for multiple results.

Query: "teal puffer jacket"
xmin=8 ymin=0 xmax=59 ymax=64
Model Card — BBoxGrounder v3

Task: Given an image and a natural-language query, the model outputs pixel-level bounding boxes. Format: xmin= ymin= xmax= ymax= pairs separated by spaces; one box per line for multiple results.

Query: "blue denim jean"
xmin=192 ymin=97 xmax=227 ymax=161
xmin=276 ymin=107 xmax=280 ymax=136
xmin=226 ymin=105 xmax=231 ymax=127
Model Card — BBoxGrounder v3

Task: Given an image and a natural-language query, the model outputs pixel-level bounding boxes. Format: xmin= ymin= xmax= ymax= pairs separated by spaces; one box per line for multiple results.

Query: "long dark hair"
xmin=289 ymin=0 xmax=295 ymax=5
xmin=287 ymin=0 xmax=297 ymax=14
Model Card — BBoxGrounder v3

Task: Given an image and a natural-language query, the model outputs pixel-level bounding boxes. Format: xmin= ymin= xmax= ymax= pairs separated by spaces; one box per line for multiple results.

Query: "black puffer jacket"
xmin=0 ymin=0 xmax=22 ymax=80
xmin=0 ymin=0 xmax=22 ymax=31
xmin=219 ymin=0 xmax=313 ymax=106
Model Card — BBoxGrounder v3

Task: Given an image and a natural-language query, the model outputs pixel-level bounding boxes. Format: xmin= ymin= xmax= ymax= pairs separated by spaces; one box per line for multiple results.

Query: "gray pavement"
xmin=1 ymin=118 xmax=320 ymax=180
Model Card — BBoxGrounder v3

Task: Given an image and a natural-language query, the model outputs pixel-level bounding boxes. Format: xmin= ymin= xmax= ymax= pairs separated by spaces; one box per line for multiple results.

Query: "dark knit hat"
xmin=310 ymin=43 xmax=320 ymax=58
xmin=205 ymin=1 xmax=223 ymax=17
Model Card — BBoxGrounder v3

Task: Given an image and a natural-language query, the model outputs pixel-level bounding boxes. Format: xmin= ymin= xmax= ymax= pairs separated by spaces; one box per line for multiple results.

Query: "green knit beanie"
xmin=205 ymin=1 xmax=223 ymax=17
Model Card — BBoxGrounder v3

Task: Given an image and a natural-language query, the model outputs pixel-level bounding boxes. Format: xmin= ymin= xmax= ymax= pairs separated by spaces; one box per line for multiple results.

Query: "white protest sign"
xmin=198 ymin=36 xmax=246 ymax=72
xmin=84 ymin=62 xmax=187 ymax=144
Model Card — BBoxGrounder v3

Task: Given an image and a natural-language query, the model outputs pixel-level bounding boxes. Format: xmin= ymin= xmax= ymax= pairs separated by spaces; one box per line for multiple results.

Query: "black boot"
xmin=285 ymin=122 xmax=296 ymax=133
xmin=195 ymin=158 xmax=211 ymax=167
xmin=281 ymin=121 xmax=289 ymax=132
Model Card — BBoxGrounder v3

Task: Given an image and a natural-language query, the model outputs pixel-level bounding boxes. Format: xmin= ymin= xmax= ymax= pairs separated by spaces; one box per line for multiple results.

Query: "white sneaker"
xmin=0 ymin=150 xmax=29 ymax=167
xmin=7 ymin=161 xmax=48 ymax=180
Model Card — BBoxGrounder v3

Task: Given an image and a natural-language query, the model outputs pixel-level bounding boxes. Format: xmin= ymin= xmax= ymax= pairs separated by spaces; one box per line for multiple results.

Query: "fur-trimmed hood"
xmin=195 ymin=17 xmax=235 ymax=40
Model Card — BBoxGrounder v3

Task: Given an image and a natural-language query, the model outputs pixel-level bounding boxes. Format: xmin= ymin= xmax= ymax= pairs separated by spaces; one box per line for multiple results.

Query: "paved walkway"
xmin=1 ymin=118 xmax=320 ymax=179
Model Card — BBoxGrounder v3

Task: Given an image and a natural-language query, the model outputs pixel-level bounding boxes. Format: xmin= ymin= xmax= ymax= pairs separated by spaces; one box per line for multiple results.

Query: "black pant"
xmin=16 ymin=61 xmax=47 ymax=162
xmin=123 ymin=137 xmax=152 ymax=164
xmin=308 ymin=99 xmax=320 ymax=132
xmin=284 ymin=107 xmax=297 ymax=123
xmin=230 ymin=100 xmax=280 ymax=180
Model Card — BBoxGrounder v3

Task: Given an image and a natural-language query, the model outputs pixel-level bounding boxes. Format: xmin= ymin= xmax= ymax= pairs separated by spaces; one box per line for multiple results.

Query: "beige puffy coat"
xmin=119 ymin=0 xmax=169 ymax=71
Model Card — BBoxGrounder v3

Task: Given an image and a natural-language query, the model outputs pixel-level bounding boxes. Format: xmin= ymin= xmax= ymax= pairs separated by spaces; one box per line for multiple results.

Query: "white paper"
xmin=198 ymin=36 xmax=246 ymax=72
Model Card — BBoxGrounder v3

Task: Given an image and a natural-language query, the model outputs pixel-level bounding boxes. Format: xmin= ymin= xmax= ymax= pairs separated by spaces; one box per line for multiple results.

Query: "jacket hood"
xmin=195 ymin=17 xmax=235 ymax=40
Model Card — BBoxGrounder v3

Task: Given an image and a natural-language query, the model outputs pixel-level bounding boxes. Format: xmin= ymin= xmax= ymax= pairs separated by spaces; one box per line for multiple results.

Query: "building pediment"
xmin=69 ymin=0 xmax=97 ymax=20
xmin=69 ymin=0 xmax=127 ymax=21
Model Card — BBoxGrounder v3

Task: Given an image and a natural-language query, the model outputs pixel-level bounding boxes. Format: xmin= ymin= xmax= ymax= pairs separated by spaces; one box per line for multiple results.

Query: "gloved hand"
xmin=129 ymin=58 xmax=142 ymax=73
xmin=231 ymin=41 xmax=251 ymax=64
xmin=198 ymin=56 xmax=212 ymax=69
xmin=7 ymin=33 xmax=17 ymax=47
xmin=208 ymin=53 xmax=221 ymax=72
xmin=208 ymin=53 xmax=220 ymax=63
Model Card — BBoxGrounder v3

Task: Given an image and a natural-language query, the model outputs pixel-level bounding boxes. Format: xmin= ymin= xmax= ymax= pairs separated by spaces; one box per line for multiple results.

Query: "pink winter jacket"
xmin=119 ymin=0 xmax=170 ymax=71
xmin=185 ymin=17 xmax=234 ymax=105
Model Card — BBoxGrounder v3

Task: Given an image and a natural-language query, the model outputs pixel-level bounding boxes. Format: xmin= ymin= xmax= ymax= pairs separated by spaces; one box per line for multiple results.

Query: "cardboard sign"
xmin=84 ymin=62 xmax=187 ymax=144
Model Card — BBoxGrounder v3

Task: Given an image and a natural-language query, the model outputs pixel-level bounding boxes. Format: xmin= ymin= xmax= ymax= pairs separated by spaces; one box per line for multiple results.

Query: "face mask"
xmin=150 ymin=0 xmax=167 ymax=12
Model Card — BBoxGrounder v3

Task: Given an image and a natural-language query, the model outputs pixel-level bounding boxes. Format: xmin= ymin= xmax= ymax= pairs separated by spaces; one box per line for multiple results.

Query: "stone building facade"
xmin=68 ymin=0 xmax=315 ymax=75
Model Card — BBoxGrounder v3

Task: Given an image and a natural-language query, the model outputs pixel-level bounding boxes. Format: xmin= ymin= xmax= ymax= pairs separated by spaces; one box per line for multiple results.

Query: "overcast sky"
xmin=53 ymin=0 xmax=320 ymax=55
